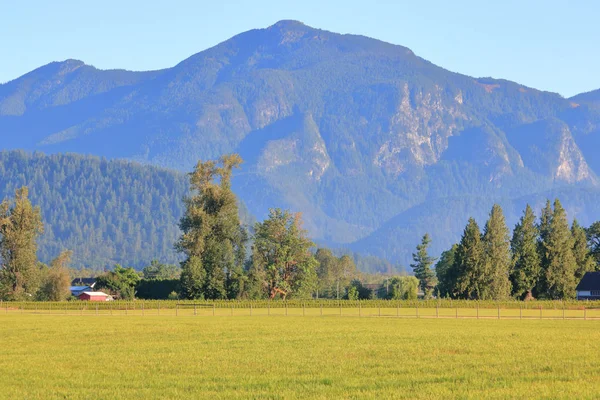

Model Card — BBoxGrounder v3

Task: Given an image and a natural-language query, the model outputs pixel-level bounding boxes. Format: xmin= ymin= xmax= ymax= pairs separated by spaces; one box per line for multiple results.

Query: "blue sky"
xmin=1 ymin=0 xmax=598 ymax=97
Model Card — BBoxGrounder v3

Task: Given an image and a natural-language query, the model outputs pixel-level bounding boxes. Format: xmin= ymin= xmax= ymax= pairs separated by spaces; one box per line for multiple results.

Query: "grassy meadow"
xmin=1 ymin=313 xmax=600 ymax=399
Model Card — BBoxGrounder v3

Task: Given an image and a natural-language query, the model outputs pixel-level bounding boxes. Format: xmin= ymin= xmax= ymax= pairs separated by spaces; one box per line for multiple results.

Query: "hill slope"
xmin=0 ymin=151 xmax=187 ymax=268
xmin=2 ymin=21 xmax=600 ymax=264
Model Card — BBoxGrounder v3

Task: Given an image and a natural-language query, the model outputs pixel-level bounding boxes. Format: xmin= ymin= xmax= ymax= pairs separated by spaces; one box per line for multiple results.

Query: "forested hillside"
xmin=2 ymin=21 xmax=600 ymax=265
xmin=0 ymin=151 xmax=187 ymax=268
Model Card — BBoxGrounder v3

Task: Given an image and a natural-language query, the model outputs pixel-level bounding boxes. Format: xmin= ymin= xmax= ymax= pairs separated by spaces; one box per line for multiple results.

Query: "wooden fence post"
xmin=213 ymin=304 xmax=215 ymax=317
xmin=359 ymin=301 xmax=361 ymax=317
xmin=497 ymin=305 xmax=500 ymax=320
xmin=476 ymin=304 xmax=479 ymax=319
xmin=397 ymin=302 xmax=399 ymax=317
xmin=416 ymin=304 xmax=419 ymax=319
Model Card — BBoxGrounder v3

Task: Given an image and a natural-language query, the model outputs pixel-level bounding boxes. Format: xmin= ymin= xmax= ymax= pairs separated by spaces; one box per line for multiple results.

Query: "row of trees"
xmin=432 ymin=201 xmax=598 ymax=300
xmin=0 ymin=187 xmax=73 ymax=301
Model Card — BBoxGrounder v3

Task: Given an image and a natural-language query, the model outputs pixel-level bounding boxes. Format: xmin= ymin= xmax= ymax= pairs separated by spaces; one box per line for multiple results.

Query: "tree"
xmin=96 ymin=265 xmax=140 ymax=300
xmin=38 ymin=250 xmax=72 ymax=301
xmin=251 ymin=209 xmax=318 ymax=299
xmin=180 ymin=256 xmax=206 ymax=300
xmin=315 ymin=249 xmax=357 ymax=299
xmin=0 ymin=187 xmax=44 ymax=300
xmin=586 ymin=221 xmax=600 ymax=268
xmin=142 ymin=260 xmax=181 ymax=280
xmin=454 ymin=218 xmax=485 ymax=299
xmin=481 ymin=205 xmax=512 ymax=300
xmin=176 ymin=154 xmax=247 ymax=299
xmin=543 ymin=200 xmax=577 ymax=299
xmin=435 ymin=244 xmax=458 ymax=298
xmin=411 ymin=234 xmax=437 ymax=299
xmin=510 ymin=205 xmax=541 ymax=299
xmin=388 ymin=276 xmax=419 ymax=300
xmin=572 ymin=220 xmax=595 ymax=281
xmin=536 ymin=200 xmax=553 ymax=295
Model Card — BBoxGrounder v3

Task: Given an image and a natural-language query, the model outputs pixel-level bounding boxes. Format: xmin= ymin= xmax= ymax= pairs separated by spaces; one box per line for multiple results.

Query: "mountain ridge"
xmin=2 ymin=20 xmax=600 ymax=265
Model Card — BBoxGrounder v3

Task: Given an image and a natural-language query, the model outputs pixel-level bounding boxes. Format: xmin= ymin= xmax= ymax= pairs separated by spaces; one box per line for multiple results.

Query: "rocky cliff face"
xmin=1 ymin=20 xmax=599 ymax=264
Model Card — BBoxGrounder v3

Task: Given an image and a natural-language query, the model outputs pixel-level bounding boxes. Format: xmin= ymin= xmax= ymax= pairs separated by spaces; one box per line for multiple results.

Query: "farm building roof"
xmin=576 ymin=272 xmax=600 ymax=291
xmin=70 ymin=286 xmax=91 ymax=291
xmin=81 ymin=292 xmax=111 ymax=296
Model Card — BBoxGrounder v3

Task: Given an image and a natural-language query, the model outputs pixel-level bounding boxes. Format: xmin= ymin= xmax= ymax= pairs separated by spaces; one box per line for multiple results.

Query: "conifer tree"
xmin=543 ymin=200 xmax=577 ymax=299
xmin=411 ymin=233 xmax=437 ymax=299
xmin=435 ymin=244 xmax=458 ymax=298
xmin=0 ymin=187 xmax=44 ymax=300
xmin=510 ymin=205 xmax=541 ymax=299
xmin=454 ymin=218 xmax=485 ymax=299
xmin=536 ymin=200 xmax=553 ymax=296
xmin=571 ymin=219 xmax=595 ymax=281
xmin=176 ymin=154 xmax=247 ymax=299
xmin=482 ymin=204 xmax=512 ymax=300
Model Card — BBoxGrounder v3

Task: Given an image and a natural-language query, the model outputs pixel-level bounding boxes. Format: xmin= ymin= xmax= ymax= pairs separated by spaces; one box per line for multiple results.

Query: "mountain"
xmin=2 ymin=20 xmax=600 ymax=265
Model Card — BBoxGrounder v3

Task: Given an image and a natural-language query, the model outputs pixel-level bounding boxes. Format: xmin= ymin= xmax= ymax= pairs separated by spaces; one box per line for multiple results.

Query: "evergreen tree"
xmin=435 ymin=244 xmax=458 ymax=298
xmin=536 ymin=200 xmax=554 ymax=296
xmin=543 ymin=200 xmax=577 ymax=299
xmin=251 ymin=209 xmax=318 ymax=299
xmin=0 ymin=187 xmax=44 ymax=300
xmin=482 ymin=205 xmax=512 ymax=300
xmin=510 ymin=205 xmax=541 ymax=299
xmin=176 ymin=154 xmax=247 ymax=299
xmin=411 ymin=233 xmax=437 ymax=299
xmin=571 ymin=219 xmax=595 ymax=281
xmin=454 ymin=218 xmax=485 ymax=299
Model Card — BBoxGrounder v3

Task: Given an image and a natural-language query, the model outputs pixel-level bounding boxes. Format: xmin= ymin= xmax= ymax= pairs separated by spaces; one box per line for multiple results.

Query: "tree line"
xmin=2 ymin=153 xmax=598 ymax=302
xmin=432 ymin=201 xmax=599 ymax=300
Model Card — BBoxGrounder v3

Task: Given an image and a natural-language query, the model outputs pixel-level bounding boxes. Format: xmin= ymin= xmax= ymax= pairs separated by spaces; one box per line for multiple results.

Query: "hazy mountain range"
xmin=2 ymin=20 xmax=600 ymax=267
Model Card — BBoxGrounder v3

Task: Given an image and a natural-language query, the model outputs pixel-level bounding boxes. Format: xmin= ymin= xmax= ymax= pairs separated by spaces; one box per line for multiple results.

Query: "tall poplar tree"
xmin=510 ymin=205 xmax=541 ymax=299
xmin=176 ymin=154 xmax=247 ymax=299
xmin=571 ymin=219 xmax=595 ymax=281
xmin=454 ymin=218 xmax=485 ymax=299
xmin=543 ymin=199 xmax=577 ymax=299
xmin=0 ymin=187 xmax=44 ymax=300
xmin=411 ymin=233 xmax=437 ymax=299
xmin=482 ymin=204 xmax=512 ymax=300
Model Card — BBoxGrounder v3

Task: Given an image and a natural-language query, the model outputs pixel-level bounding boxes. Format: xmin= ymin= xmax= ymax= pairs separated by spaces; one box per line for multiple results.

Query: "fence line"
xmin=1 ymin=300 xmax=600 ymax=320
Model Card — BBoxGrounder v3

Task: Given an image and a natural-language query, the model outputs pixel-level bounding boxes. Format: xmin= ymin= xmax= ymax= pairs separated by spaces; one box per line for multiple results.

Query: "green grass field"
xmin=1 ymin=314 xmax=600 ymax=399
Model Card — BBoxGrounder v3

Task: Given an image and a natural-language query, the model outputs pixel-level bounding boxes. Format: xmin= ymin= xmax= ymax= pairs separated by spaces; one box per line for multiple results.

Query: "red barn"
xmin=78 ymin=291 xmax=113 ymax=301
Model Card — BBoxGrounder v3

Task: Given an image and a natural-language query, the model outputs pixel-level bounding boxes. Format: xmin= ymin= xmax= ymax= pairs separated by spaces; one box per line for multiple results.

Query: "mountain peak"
xmin=269 ymin=20 xmax=307 ymax=30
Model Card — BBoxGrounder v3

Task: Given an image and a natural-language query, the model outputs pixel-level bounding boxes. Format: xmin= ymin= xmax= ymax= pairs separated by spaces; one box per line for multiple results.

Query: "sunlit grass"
xmin=1 ymin=314 xmax=599 ymax=399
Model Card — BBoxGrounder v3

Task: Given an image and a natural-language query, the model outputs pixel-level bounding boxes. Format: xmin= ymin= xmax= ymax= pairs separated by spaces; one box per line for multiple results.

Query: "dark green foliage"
xmin=454 ymin=218 xmax=485 ymax=299
xmin=135 ymin=279 xmax=180 ymax=300
xmin=345 ymin=280 xmax=372 ymax=300
xmin=586 ymin=221 xmax=600 ymax=267
xmin=482 ymin=205 xmax=512 ymax=300
xmin=541 ymin=200 xmax=577 ymax=299
xmin=435 ymin=244 xmax=458 ymax=298
xmin=510 ymin=205 xmax=541 ymax=299
xmin=571 ymin=220 xmax=595 ymax=281
xmin=410 ymin=234 xmax=437 ymax=299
